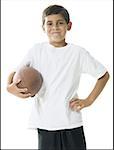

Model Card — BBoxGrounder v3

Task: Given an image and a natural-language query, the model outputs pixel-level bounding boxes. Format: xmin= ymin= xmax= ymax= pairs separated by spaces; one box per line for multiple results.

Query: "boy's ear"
xmin=67 ymin=21 xmax=72 ymax=31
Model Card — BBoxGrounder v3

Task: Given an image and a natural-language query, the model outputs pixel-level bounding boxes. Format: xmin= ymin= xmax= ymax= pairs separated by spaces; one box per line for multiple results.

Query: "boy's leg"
xmin=61 ymin=126 xmax=87 ymax=150
xmin=37 ymin=126 xmax=86 ymax=150
xmin=37 ymin=129 xmax=62 ymax=150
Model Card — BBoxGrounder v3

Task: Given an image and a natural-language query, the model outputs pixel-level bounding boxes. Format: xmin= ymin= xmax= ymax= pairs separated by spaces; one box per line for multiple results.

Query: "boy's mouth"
xmin=52 ymin=31 xmax=61 ymax=34
xmin=51 ymin=32 xmax=61 ymax=36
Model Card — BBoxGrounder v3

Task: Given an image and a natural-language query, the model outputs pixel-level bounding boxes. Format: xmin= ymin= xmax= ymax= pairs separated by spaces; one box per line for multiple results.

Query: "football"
xmin=13 ymin=66 xmax=43 ymax=97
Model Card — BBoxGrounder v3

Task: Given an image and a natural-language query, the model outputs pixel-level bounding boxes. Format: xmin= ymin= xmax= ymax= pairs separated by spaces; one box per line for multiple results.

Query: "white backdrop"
xmin=1 ymin=0 xmax=113 ymax=149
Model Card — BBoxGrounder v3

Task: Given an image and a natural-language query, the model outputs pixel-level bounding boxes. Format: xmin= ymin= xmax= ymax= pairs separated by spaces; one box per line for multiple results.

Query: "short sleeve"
xmin=15 ymin=46 xmax=35 ymax=72
xmin=80 ymin=49 xmax=107 ymax=79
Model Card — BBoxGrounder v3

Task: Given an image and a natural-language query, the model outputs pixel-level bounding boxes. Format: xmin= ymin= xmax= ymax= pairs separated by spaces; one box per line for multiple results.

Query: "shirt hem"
xmin=27 ymin=122 xmax=83 ymax=131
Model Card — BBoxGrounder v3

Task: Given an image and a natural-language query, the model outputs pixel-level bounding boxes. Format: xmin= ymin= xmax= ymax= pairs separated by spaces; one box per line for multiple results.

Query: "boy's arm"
xmin=69 ymin=71 xmax=110 ymax=111
xmin=7 ymin=71 xmax=31 ymax=98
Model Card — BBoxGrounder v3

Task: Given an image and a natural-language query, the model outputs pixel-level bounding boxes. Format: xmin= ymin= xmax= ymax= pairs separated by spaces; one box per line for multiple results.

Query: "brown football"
xmin=13 ymin=66 xmax=43 ymax=97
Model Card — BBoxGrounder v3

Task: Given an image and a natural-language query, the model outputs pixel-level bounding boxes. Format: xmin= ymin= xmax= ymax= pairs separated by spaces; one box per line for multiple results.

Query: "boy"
xmin=7 ymin=5 xmax=109 ymax=150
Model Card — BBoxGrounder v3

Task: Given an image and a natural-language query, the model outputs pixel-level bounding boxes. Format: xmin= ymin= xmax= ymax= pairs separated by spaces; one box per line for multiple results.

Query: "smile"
xmin=52 ymin=32 xmax=61 ymax=34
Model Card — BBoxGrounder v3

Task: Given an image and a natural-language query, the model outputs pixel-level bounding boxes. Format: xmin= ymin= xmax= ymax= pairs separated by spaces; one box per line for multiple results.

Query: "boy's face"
xmin=43 ymin=14 xmax=69 ymax=46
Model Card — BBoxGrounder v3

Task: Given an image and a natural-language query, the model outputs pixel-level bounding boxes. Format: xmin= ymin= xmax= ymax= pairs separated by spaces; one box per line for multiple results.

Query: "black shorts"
xmin=37 ymin=126 xmax=86 ymax=150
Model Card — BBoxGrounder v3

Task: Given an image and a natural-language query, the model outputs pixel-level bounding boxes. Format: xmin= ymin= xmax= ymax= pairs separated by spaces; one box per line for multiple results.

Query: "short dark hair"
xmin=42 ymin=5 xmax=70 ymax=25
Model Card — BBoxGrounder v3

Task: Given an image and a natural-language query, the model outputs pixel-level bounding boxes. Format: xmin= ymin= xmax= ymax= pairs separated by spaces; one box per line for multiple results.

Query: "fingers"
xmin=18 ymin=87 xmax=28 ymax=93
xmin=15 ymin=84 xmax=32 ymax=98
xmin=69 ymin=99 xmax=85 ymax=111
xmin=12 ymin=80 xmax=28 ymax=93
xmin=13 ymin=89 xmax=32 ymax=99
xmin=69 ymin=100 xmax=79 ymax=107
xmin=18 ymin=92 xmax=32 ymax=98
xmin=9 ymin=82 xmax=31 ymax=98
xmin=7 ymin=78 xmax=32 ymax=98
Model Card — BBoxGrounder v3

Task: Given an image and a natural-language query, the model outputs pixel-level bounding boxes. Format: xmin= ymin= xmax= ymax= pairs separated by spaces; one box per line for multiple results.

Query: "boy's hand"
xmin=69 ymin=98 xmax=92 ymax=111
xmin=69 ymin=72 xmax=110 ymax=111
xmin=7 ymin=72 xmax=31 ymax=99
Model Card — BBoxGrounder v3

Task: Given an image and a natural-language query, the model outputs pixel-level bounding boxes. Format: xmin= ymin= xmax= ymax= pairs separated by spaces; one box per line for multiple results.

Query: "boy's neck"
xmin=49 ymin=40 xmax=67 ymax=48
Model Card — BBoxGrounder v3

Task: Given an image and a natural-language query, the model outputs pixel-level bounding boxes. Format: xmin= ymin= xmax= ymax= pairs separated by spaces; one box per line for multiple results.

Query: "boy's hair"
xmin=42 ymin=5 xmax=70 ymax=25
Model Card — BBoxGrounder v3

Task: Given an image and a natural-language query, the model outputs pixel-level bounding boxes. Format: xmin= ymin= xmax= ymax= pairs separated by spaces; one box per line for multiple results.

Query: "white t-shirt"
xmin=17 ymin=42 xmax=107 ymax=130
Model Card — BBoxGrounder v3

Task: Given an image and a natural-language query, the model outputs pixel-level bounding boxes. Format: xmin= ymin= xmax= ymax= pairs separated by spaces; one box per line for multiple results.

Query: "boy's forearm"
xmin=86 ymin=72 xmax=110 ymax=105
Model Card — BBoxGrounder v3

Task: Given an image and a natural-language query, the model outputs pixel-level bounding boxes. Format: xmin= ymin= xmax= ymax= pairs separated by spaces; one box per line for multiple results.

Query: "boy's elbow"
xmin=103 ymin=71 xmax=110 ymax=83
xmin=105 ymin=71 xmax=110 ymax=80
xmin=98 ymin=71 xmax=110 ymax=81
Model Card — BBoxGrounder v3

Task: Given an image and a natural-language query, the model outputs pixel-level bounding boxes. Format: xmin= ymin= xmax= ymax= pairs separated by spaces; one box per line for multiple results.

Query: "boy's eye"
xmin=58 ymin=22 xmax=64 ymax=25
xmin=46 ymin=21 xmax=65 ymax=27
xmin=47 ymin=22 xmax=52 ymax=26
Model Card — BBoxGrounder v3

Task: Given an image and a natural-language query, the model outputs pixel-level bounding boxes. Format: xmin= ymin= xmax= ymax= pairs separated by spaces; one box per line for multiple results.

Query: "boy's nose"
xmin=52 ymin=24 xmax=59 ymax=29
